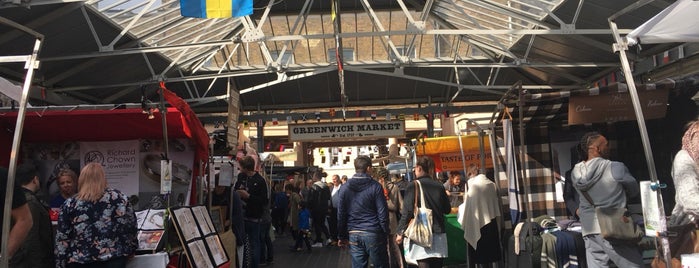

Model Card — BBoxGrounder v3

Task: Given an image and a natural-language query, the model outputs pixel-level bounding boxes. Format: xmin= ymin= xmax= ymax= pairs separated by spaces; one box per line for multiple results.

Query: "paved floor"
xmin=262 ymin=233 xmax=473 ymax=268
xmin=264 ymin=234 xmax=352 ymax=268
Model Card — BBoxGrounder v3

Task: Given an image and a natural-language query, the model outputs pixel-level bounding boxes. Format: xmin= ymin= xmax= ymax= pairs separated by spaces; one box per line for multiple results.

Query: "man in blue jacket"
xmin=337 ymin=155 xmax=389 ymax=268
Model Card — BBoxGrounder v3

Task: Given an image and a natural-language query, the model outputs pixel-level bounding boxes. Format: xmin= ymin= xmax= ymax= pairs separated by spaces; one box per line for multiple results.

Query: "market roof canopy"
xmin=0 ymin=0 xmax=684 ymax=119
xmin=626 ymin=0 xmax=699 ymax=45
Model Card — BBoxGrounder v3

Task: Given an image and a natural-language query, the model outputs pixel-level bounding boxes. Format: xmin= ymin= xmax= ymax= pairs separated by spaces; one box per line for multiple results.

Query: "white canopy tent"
xmin=626 ymin=0 xmax=699 ymax=46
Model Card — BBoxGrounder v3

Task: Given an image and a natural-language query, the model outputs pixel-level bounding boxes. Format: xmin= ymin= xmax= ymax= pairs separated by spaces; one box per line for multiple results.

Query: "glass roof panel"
xmin=89 ymin=0 xmax=566 ymax=72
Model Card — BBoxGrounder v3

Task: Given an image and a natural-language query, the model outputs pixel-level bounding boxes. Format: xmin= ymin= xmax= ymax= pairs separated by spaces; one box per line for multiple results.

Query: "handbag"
xmin=580 ymin=191 xmax=644 ymax=242
xmin=403 ymin=180 xmax=433 ymax=248
xmin=403 ymin=239 xmax=419 ymax=265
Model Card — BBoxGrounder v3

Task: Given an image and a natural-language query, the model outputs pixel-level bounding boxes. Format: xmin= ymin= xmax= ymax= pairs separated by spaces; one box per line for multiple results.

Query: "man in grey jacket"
xmin=571 ymin=132 xmax=642 ymax=268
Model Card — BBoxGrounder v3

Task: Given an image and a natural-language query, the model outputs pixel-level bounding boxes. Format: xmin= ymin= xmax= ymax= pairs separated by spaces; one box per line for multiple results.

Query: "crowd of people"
xmin=3 ymin=123 xmax=699 ymax=268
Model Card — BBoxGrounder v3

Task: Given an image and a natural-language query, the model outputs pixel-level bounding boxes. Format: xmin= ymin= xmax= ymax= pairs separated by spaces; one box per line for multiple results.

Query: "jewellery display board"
xmin=170 ymin=206 xmax=230 ymax=268
xmin=135 ymin=209 xmax=167 ymax=253
xmin=209 ymin=206 xmax=224 ymax=233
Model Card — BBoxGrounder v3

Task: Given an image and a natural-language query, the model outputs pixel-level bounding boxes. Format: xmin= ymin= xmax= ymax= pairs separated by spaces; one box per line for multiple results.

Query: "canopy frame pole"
xmin=158 ymin=83 xmax=171 ymax=208
xmin=609 ymin=17 xmax=671 ymax=266
xmin=0 ymin=34 xmax=42 ymax=266
xmin=455 ymin=119 xmax=470 ymax=193
xmin=516 ymin=86 xmax=534 ymax=225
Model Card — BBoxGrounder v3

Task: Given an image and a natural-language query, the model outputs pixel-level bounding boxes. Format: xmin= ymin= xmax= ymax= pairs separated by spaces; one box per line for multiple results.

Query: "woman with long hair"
xmin=55 ymin=162 xmax=137 ymax=268
xmin=395 ymin=156 xmax=451 ymax=268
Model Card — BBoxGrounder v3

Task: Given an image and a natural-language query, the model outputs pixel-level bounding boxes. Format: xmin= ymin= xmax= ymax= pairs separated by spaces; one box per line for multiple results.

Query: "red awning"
xmin=0 ymin=107 xmax=209 ymax=204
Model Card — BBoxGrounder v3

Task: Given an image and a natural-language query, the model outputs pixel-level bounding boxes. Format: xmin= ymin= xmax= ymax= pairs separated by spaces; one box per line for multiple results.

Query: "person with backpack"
xmin=307 ymin=171 xmax=331 ymax=247
xmin=376 ymin=167 xmax=404 ymax=268
xmin=271 ymin=183 xmax=289 ymax=236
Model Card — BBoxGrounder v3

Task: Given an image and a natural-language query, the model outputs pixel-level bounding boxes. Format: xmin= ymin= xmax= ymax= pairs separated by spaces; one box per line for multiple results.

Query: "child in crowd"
xmin=294 ymin=201 xmax=312 ymax=252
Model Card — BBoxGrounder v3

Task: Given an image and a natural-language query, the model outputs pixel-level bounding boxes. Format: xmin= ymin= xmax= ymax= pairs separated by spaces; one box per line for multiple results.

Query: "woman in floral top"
xmin=55 ymin=162 xmax=137 ymax=268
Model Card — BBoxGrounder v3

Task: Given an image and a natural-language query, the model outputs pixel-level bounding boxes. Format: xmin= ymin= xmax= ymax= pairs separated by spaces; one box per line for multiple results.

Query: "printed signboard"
xmin=288 ymin=121 xmax=405 ymax=142
xmin=568 ymin=88 xmax=668 ymax=125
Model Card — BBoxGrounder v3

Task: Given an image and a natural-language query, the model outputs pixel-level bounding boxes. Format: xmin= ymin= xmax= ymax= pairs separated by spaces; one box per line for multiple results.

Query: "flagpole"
xmin=332 ymin=0 xmax=347 ymax=119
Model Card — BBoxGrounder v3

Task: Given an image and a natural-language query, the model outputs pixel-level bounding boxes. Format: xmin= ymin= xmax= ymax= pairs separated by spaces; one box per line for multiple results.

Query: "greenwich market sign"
xmin=288 ymin=121 xmax=406 ymax=142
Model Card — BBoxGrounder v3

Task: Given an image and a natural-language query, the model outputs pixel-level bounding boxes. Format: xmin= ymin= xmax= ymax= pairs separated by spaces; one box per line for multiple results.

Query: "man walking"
xmin=337 ymin=156 xmax=389 ymax=268
xmin=307 ymin=171 xmax=331 ymax=247
xmin=235 ymin=156 xmax=269 ymax=268
xmin=571 ymin=132 xmax=642 ymax=267
xmin=328 ymin=174 xmax=342 ymax=246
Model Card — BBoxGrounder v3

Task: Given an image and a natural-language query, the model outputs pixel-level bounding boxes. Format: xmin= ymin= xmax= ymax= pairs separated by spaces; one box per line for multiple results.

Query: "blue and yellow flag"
xmin=180 ymin=0 xmax=252 ymax=18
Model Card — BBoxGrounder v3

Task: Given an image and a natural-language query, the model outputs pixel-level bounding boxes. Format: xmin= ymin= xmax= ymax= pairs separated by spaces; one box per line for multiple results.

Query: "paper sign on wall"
xmin=161 ymin=160 xmax=172 ymax=194
xmin=219 ymin=163 xmax=233 ymax=186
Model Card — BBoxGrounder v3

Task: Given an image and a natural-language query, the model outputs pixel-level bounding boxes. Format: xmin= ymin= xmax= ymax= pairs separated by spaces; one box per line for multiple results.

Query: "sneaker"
xmin=311 ymin=242 xmax=323 ymax=248
xmin=325 ymin=238 xmax=333 ymax=245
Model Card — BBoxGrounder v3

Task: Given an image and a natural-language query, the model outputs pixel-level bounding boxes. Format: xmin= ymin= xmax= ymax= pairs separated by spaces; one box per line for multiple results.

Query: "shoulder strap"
xmin=580 ymin=190 xmax=596 ymax=207
xmin=415 ymin=180 xmax=426 ymax=209
xmin=412 ymin=180 xmax=419 ymax=213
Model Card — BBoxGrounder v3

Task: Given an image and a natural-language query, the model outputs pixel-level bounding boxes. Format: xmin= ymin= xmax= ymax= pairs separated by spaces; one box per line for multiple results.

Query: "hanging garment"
xmin=458 ymin=174 xmax=501 ymax=249
xmin=503 ymin=119 xmax=522 ymax=223
xmin=467 ymin=220 xmax=502 ymax=264
xmin=507 ymin=222 xmax=543 ymax=268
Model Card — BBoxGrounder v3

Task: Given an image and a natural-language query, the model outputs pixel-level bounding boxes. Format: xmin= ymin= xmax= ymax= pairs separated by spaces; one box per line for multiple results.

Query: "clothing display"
xmin=507 ymin=222 xmax=542 ymax=268
xmin=458 ymin=174 xmax=501 ymax=249
xmin=466 ymin=220 xmax=501 ymax=264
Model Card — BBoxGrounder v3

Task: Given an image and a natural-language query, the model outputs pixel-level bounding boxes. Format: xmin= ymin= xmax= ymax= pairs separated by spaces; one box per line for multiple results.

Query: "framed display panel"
xmin=171 ymin=207 xmax=202 ymax=241
xmin=135 ymin=209 xmax=167 ymax=253
xmin=192 ymin=206 xmax=215 ymax=236
xmin=137 ymin=230 xmax=165 ymax=251
xmin=136 ymin=209 xmax=167 ymax=230
xmin=170 ymin=206 xmax=230 ymax=268
xmin=186 ymin=239 xmax=213 ymax=268
xmin=209 ymin=206 xmax=224 ymax=233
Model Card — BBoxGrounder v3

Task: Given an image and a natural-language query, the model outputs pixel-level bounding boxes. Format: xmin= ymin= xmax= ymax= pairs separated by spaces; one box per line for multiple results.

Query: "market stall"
xmin=0 ymin=106 xmax=215 ymax=267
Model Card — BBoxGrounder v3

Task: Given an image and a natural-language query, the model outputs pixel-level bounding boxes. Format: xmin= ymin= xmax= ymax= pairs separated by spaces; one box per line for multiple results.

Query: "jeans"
xmin=260 ymin=222 xmax=274 ymax=262
xmin=245 ymin=220 xmax=263 ymax=268
xmin=349 ymin=231 xmax=389 ymax=268
xmin=328 ymin=208 xmax=338 ymax=241
xmin=584 ymin=234 xmax=643 ymax=268
xmin=312 ymin=211 xmax=330 ymax=243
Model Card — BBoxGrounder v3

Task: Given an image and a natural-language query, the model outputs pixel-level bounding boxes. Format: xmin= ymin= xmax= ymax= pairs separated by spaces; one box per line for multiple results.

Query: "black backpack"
xmin=310 ymin=183 xmax=330 ymax=211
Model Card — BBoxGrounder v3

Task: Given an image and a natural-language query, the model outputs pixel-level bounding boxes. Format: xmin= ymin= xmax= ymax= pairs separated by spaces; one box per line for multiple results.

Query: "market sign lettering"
xmin=434 ymin=152 xmax=494 ymax=170
xmin=289 ymin=121 xmax=405 ymax=142
xmin=568 ymin=88 xmax=668 ymax=125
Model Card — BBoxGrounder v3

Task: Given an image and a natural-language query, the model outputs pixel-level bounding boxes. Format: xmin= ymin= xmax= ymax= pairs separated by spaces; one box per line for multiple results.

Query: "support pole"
xmin=609 ymin=18 xmax=670 ymax=266
xmin=1 ymin=38 xmax=41 ymax=267
xmin=159 ymin=84 xmax=170 ymax=208
xmin=257 ymin=120 xmax=265 ymax=153
xmin=517 ymin=87 xmax=534 ymax=223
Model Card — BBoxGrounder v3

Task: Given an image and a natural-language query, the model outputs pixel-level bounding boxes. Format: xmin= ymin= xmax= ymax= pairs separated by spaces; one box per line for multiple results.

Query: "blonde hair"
xmin=76 ymin=162 xmax=108 ymax=202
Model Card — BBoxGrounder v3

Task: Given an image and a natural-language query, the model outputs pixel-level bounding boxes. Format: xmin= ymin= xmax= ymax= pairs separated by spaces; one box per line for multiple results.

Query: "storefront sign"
xmin=288 ymin=121 xmax=405 ymax=142
xmin=434 ymin=152 xmax=494 ymax=170
xmin=81 ymin=140 xmax=140 ymax=196
xmin=568 ymin=88 xmax=668 ymax=125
